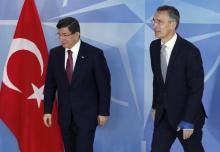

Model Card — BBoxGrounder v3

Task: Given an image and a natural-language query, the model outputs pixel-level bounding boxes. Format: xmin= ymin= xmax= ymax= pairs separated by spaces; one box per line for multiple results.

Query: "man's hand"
xmin=97 ymin=115 xmax=108 ymax=127
xmin=43 ymin=113 xmax=52 ymax=128
xmin=183 ymin=129 xmax=194 ymax=140
xmin=152 ymin=109 xmax=156 ymax=121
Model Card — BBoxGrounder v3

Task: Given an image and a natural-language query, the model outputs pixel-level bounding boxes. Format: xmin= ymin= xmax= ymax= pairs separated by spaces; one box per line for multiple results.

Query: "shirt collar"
xmin=161 ymin=33 xmax=177 ymax=50
xmin=65 ymin=40 xmax=81 ymax=53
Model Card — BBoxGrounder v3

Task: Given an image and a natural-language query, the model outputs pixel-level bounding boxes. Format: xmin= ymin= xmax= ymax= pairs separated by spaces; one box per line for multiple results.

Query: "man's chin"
xmin=62 ymin=44 xmax=68 ymax=48
xmin=155 ymin=34 xmax=161 ymax=39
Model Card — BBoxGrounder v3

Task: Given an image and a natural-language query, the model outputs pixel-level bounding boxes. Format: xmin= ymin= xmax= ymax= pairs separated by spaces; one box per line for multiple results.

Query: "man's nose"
xmin=59 ymin=36 xmax=65 ymax=42
xmin=153 ymin=24 xmax=157 ymax=30
xmin=153 ymin=22 xmax=158 ymax=29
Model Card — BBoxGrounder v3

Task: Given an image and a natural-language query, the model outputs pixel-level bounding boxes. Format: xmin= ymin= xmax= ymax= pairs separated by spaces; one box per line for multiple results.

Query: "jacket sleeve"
xmin=44 ymin=50 xmax=57 ymax=114
xmin=93 ymin=50 xmax=111 ymax=116
xmin=184 ymin=47 xmax=204 ymax=123
xmin=150 ymin=42 xmax=159 ymax=109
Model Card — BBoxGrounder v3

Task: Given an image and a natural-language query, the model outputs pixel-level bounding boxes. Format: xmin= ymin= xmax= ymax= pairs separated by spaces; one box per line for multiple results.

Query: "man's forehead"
xmin=58 ymin=27 xmax=71 ymax=33
xmin=154 ymin=11 xmax=169 ymax=19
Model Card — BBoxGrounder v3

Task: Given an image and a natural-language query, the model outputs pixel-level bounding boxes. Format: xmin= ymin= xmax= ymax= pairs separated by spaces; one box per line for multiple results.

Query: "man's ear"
xmin=75 ymin=32 xmax=80 ymax=37
xmin=171 ymin=21 xmax=177 ymax=30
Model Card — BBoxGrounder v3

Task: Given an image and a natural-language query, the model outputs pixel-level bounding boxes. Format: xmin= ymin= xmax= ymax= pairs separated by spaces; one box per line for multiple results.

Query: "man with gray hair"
xmin=150 ymin=5 xmax=206 ymax=151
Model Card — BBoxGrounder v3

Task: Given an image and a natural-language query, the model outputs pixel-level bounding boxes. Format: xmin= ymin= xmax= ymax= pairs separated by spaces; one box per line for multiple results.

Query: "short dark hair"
xmin=157 ymin=5 xmax=180 ymax=29
xmin=56 ymin=17 xmax=80 ymax=33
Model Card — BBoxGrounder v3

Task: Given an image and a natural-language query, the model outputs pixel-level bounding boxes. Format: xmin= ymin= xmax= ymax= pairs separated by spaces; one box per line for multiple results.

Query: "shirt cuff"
xmin=178 ymin=121 xmax=194 ymax=129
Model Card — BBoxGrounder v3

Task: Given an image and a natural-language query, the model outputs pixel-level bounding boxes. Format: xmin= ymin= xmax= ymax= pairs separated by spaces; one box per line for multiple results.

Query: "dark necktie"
xmin=66 ymin=50 xmax=73 ymax=84
xmin=161 ymin=44 xmax=167 ymax=82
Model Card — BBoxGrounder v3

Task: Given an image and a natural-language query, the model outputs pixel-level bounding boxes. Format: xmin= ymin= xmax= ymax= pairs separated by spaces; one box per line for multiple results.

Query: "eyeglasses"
xmin=151 ymin=19 xmax=173 ymax=26
xmin=57 ymin=33 xmax=74 ymax=38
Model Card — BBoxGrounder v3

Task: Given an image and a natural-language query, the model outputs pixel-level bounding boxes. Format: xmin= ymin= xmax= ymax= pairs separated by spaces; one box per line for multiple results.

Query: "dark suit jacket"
xmin=44 ymin=41 xmax=111 ymax=130
xmin=150 ymin=34 xmax=206 ymax=129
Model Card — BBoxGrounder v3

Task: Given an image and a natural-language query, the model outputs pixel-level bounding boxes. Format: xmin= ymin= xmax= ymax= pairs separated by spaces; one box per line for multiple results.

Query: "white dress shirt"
xmin=64 ymin=40 xmax=81 ymax=70
xmin=161 ymin=33 xmax=177 ymax=65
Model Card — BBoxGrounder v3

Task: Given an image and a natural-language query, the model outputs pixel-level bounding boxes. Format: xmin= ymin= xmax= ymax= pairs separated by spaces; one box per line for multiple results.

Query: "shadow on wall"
xmin=207 ymin=62 xmax=220 ymax=143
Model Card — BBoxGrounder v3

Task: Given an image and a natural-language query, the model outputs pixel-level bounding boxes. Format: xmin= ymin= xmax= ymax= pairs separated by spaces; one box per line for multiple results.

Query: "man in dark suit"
xmin=43 ymin=17 xmax=111 ymax=152
xmin=150 ymin=5 xmax=206 ymax=152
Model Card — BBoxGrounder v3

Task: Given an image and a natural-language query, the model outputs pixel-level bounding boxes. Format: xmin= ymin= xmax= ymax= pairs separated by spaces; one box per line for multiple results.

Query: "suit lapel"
xmin=154 ymin=40 xmax=165 ymax=84
xmin=59 ymin=47 xmax=70 ymax=86
xmin=70 ymin=41 xmax=86 ymax=86
xmin=165 ymin=35 xmax=181 ymax=85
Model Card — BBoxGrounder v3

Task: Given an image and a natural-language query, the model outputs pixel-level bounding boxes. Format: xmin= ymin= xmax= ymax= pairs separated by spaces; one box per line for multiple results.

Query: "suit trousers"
xmin=61 ymin=114 xmax=96 ymax=152
xmin=151 ymin=112 xmax=204 ymax=152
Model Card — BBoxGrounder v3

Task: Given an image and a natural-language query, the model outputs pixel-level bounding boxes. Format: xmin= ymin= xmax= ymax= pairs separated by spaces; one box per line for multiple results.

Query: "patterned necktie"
xmin=160 ymin=44 xmax=167 ymax=82
xmin=66 ymin=50 xmax=73 ymax=84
